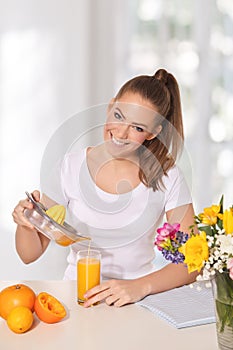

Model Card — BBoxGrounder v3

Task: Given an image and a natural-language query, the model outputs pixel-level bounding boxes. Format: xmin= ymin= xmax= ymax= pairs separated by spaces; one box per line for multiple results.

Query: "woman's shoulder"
xmin=163 ymin=164 xmax=185 ymax=184
xmin=162 ymin=164 xmax=192 ymax=210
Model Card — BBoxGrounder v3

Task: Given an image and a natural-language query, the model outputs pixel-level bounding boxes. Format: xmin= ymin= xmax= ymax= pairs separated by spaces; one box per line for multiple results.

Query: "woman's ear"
xmin=146 ymin=125 xmax=162 ymax=140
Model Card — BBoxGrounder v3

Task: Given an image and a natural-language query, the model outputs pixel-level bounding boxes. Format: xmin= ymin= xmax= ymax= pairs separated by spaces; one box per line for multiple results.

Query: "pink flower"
xmin=155 ymin=223 xmax=181 ymax=250
xmin=157 ymin=223 xmax=180 ymax=240
xmin=227 ymin=258 xmax=233 ymax=280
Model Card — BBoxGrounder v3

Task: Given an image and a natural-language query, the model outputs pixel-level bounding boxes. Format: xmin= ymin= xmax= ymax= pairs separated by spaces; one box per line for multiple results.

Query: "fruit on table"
xmin=0 ymin=283 xmax=67 ymax=334
xmin=34 ymin=292 xmax=66 ymax=323
xmin=46 ymin=205 xmax=66 ymax=225
xmin=0 ymin=284 xmax=36 ymax=320
xmin=7 ymin=306 xmax=34 ymax=334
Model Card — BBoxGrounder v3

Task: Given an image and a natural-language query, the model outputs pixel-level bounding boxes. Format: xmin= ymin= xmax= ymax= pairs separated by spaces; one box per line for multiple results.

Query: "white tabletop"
xmin=0 ymin=280 xmax=218 ymax=350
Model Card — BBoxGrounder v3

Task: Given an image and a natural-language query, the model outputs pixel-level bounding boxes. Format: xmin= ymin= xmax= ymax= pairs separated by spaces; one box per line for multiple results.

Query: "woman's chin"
xmin=105 ymin=142 xmax=137 ymax=159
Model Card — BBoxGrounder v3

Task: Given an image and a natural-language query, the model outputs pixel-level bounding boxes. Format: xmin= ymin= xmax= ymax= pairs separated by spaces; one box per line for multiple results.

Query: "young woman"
xmin=13 ymin=68 xmax=197 ymax=307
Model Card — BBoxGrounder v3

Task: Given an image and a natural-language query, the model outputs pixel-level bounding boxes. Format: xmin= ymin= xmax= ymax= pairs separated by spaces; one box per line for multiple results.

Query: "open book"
xmin=137 ymin=283 xmax=216 ymax=329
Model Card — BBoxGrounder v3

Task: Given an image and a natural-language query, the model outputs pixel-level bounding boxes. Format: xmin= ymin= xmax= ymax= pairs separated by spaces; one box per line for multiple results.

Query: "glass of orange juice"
xmin=77 ymin=249 xmax=101 ymax=306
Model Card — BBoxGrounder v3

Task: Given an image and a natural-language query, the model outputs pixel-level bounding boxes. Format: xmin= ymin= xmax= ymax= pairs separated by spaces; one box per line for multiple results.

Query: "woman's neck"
xmin=86 ymin=145 xmax=141 ymax=194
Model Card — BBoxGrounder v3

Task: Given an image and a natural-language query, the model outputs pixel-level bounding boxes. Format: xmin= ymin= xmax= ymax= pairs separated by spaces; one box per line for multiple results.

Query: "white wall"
xmin=0 ymin=0 xmax=127 ymax=280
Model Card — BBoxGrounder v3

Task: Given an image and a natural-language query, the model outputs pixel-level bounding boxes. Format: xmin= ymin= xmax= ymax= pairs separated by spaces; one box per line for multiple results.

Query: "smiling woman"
xmin=13 ymin=67 xmax=198 ymax=307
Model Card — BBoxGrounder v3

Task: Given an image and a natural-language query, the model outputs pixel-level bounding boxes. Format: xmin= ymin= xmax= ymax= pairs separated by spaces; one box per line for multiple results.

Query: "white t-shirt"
xmin=60 ymin=148 xmax=192 ymax=280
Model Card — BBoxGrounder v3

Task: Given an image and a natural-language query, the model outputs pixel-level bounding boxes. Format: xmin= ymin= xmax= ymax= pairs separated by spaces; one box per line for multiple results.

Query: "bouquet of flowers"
xmin=154 ymin=196 xmax=233 ymax=336
xmin=155 ymin=196 xmax=233 ymax=279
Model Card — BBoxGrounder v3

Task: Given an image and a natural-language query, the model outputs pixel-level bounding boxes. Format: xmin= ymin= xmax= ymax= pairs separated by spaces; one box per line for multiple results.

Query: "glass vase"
xmin=211 ymin=271 xmax=233 ymax=350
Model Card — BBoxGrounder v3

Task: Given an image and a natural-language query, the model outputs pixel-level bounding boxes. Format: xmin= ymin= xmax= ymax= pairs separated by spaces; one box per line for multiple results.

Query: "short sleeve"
xmin=163 ymin=166 xmax=192 ymax=212
xmin=60 ymin=149 xmax=86 ymax=206
xmin=40 ymin=155 xmax=68 ymax=207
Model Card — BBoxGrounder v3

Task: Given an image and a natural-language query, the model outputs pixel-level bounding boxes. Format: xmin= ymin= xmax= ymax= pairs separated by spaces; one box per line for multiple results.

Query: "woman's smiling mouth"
xmin=111 ymin=135 xmax=129 ymax=146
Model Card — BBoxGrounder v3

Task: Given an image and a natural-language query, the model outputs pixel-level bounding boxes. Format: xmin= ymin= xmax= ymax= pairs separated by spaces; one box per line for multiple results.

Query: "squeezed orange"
xmin=77 ymin=254 xmax=100 ymax=305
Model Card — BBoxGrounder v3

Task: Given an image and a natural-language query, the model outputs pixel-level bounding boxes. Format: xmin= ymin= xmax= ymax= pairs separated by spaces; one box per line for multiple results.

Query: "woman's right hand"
xmin=12 ymin=190 xmax=40 ymax=229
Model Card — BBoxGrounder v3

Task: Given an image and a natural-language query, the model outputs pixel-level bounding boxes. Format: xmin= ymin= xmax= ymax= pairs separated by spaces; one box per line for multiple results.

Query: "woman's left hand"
xmin=83 ymin=278 xmax=149 ymax=307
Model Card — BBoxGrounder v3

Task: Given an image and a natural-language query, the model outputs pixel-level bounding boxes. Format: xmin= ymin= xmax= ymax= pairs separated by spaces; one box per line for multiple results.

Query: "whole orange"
xmin=7 ymin=306 xmax=34 ymax=334
xmin=34 ymin=292 xmax=66 ymax=324
xmin=0 ymin=284 xmax=36 ymax=320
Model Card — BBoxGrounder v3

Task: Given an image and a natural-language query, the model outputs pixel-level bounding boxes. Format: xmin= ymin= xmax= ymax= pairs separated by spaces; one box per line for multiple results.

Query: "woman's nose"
xmin=115 ymin=123 xmax=129 ymax=138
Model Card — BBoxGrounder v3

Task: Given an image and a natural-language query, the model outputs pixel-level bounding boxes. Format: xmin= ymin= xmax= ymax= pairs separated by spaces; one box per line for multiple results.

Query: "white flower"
xmin=207 ymin=236 xmax=214 ymax=243
xmin=217 ymin=235 xmax=233 ymax=255
xmin=218 ymin=228 xmax=225 ymax=234
xmin=209 ymin=256 xmax=214 ymax=264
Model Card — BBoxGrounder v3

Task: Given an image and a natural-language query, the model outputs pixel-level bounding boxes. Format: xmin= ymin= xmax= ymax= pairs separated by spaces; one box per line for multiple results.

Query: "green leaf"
xmin=219 ymin=194 xmax=224 ymax=214
xmin=217 ymin=218 xmax=223 ymax=230
xmin=217 ymin=195 xmax=224 ymax=229
xmin=198 ymin=225 xmax=214 ymax=236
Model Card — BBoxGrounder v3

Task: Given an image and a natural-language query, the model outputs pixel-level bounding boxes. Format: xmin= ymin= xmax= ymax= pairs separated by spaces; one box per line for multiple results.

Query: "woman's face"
xmin=104 ymin=92 xmax=161 ymax=158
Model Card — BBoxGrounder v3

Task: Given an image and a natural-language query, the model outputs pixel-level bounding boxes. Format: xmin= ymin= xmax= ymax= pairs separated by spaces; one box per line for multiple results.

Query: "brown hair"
xmin=115 ymin=68 xmax=184 ymax=191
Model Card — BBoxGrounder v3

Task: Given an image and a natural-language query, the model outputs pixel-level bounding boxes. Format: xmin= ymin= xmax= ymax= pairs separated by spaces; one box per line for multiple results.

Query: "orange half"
xmin=34 ymin=292 xmax=66 ymax=324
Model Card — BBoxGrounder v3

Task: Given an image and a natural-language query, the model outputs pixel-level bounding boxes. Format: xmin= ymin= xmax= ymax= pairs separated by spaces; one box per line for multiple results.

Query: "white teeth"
xmin=112 ymin=136 xmax=127 ymax=146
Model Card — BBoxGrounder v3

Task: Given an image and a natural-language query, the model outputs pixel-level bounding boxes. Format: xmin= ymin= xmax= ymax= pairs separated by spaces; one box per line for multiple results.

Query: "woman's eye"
xmin=114 ymin=112 xmax=122 ymax=120
xmin=134 ymin=126 xmax=144 ymax=132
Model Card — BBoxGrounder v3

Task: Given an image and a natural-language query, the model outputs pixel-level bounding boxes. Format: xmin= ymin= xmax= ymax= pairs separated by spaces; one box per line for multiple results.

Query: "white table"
xmin=0 ymin=280 xmax=218 ymax=350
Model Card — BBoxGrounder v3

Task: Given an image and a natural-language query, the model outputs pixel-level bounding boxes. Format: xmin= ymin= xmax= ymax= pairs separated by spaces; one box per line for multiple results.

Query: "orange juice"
xmin=55 ymin=234 xmax=91 ymax=247
xmin=55 ymin=235 xmax=75 ymax=246
xmin=77 ymin=250 xmax=101 ymax=305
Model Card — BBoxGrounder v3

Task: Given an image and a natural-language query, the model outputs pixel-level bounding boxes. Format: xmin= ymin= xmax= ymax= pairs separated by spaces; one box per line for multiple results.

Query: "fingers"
xmin=12 ymin=198 xmax=34 ymax=229
xmin=12 ymin=190 xmax=41 ymax=229
xmin=31 ymin=190 xmax=40 ymax=202
xmin=83 ymin=279 xmax=144 ymax=308
xmin=105 ymin=294 xmax=121 ymax=306
xmin=83 ymin=282 xmax=110 ymax=307
xmin=83 ymin=280 xmax=130 ymax=308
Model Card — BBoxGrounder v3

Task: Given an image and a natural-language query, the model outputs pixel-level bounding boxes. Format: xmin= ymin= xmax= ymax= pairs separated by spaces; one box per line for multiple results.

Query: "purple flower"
xmin=161 ymin=249 xmax=185 ymax=264
xmin=176 ymin=231 xmax=189 ymax=244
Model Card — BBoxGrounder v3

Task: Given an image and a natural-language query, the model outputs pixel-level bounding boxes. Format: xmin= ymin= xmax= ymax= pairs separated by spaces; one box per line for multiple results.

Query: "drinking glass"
xmin=77 ymin=249 xmax=101 ymax=305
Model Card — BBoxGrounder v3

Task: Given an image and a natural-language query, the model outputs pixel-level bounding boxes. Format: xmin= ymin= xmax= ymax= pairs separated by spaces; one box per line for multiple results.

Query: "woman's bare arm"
xmin=13 ymin=190 xmax=52 ymax=264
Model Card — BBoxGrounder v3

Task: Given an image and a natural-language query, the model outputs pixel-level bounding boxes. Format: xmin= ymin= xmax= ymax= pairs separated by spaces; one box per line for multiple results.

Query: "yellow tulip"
xmin=222 ymin=208 xmax=233 ymax=235
xmin=198 ymin=205 xmax=221 ymax=226
xmin=179 ymin=232 xmax=209 ymax=273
